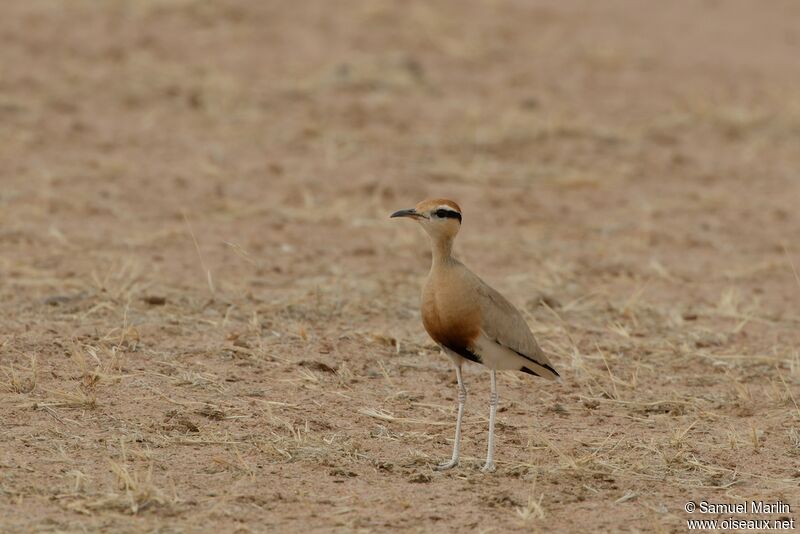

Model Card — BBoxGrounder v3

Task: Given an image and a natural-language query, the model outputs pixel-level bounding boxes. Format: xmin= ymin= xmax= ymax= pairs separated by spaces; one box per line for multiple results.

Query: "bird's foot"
xmin=435 ymin=459 xmax=459 ymax=471
xmin=480 ymin=462 xmax=496 ymax=473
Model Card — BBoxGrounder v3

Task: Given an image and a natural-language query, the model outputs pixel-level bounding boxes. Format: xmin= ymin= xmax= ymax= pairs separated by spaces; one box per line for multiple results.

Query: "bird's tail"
xmin=519 ymin=359 xmax=560 ymax=381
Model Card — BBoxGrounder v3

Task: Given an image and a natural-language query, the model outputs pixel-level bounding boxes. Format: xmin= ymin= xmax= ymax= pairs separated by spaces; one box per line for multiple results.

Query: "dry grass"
xmin=1 ymin=354 xmax=37 ymax=394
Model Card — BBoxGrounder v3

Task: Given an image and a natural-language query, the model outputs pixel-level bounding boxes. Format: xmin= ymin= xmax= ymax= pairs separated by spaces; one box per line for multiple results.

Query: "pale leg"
xmin=481 ymin=369 xmax=498 ymax=472
xmin=436 ymin=365 xmax=466 ymax=470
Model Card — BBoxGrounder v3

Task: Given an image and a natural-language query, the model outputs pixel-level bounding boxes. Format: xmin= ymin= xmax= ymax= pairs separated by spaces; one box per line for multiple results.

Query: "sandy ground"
xmin=1 ymin=1 xmax=800 ymax=532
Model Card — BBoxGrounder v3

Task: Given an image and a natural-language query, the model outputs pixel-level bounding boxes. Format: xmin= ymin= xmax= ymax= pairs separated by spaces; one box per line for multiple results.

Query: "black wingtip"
xmin=520 ymin=366 xmax=541 ymax=377
xmin=509 ymin=346 xmax=560 ymax=379
xmin=542 ymin=363 xmax=560 ymax=378
xmin=521 ymin=365 xmax=561 ymax=381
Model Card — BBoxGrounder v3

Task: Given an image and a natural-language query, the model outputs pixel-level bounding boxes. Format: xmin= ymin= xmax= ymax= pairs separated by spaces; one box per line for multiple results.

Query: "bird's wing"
xmin=473 ymin=278 xmax=559 ymax=379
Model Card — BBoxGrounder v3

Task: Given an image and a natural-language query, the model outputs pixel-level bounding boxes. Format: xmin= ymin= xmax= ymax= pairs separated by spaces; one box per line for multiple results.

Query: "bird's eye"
xmin=433 ymin=208 xmax=461 ymax=221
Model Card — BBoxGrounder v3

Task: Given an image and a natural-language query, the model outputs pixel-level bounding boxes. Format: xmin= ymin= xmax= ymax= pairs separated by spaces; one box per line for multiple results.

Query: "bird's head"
xmin=390 ymin=199 xmax=462 ymax=241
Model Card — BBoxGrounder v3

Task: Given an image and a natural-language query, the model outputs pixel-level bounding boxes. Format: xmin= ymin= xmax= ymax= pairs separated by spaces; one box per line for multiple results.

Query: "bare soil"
xmin=1 ymin=1 xmax=799 ymax=532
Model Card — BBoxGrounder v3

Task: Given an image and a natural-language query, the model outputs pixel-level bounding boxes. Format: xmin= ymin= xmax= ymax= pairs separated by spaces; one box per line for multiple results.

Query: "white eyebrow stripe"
xmin=435 ymin=206 xmax=460 ymax=213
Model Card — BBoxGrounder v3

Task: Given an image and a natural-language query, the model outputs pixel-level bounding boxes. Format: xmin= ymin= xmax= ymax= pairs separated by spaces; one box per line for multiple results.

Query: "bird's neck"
xmin=429 ymin=235 xmax=455 ymax=267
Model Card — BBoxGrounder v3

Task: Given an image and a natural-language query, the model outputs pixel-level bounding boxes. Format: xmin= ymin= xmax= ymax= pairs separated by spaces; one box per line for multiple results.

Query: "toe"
xmin=435 ymin=460 xmax=458 ymax=471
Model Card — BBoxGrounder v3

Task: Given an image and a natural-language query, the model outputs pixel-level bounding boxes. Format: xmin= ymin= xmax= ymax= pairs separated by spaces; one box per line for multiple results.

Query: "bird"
xmin=391 ymin=198 xmax=559 ymax=472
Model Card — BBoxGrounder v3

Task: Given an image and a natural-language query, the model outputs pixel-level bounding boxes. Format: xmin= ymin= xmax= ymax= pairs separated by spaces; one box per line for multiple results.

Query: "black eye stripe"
xmin=433 ymin=208 xmax=462 ymax=222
